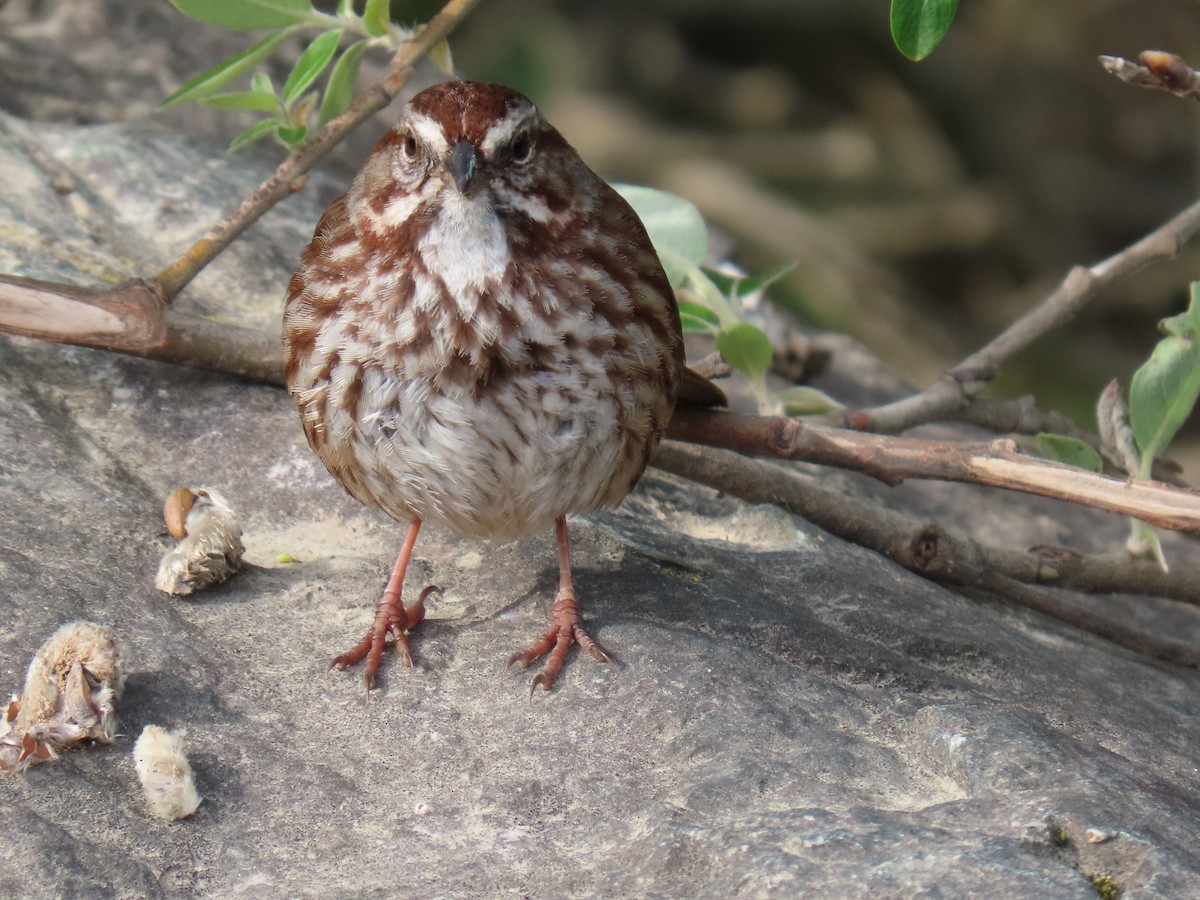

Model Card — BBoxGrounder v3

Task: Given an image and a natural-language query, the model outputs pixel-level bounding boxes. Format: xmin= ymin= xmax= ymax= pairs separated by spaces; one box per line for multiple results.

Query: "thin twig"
xmin=652 ymin=441 xmax=1200 ymax=667
xmin=1100 ymin=51 xmax=1200 ymax=100
xmin=153 ymin=0 xmax=482 ymax=301
xmin=949 ymin=395 xmax=1186 ymax=485
xmin=667 ymin=408 xmax=1200 ymax=533
xmin=860 ymin=193 xmax=1200 ymax=433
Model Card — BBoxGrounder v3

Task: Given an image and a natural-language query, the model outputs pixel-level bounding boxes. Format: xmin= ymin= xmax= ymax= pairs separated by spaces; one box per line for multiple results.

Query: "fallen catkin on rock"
xmin=0 ymin=621 xmax=126 ymax=773
xmin=133 ymin=725 xmax=202 ymax=820
xmin=156 ymin=487 xmax=244 ymax=596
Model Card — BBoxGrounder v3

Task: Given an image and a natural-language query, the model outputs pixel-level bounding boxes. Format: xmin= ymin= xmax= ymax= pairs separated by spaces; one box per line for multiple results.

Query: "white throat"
xmin=419 ymin=191 xmax=511 ymax=313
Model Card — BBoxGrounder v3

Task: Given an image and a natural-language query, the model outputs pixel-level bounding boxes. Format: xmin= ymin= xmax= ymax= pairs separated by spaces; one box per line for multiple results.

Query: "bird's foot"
xmin=506 ymin=588 xmax=609 ymax=694
xmin=332 ymin=584 xmax=437 ymax=690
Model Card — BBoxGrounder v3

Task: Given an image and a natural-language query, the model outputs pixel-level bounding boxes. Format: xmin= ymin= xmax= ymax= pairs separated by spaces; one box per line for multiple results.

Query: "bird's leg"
xmin=331 ymin=517 xmax=434 ymax=690
xmin=506 ymin=515 xmax=610 ymax=692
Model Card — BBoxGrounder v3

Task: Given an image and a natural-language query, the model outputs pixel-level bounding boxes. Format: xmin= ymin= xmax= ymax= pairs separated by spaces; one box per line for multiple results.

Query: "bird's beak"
xmin=447 ymin=139 xmax=479 ymax=194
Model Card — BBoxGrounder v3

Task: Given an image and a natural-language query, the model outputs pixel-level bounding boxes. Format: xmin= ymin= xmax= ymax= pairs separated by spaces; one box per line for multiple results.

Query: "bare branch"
xmin=951 ymin=394 xmax=1185 ymax=485
xmin=860 ymin=193 xmax=1200 ymax=433
xmin=667 ymin=408 xmax=1200 ymax=533
xmin=153 ymin=0 xmax=482 ymax=301
xmin=0 ymin=276 xmax=284 ymax=384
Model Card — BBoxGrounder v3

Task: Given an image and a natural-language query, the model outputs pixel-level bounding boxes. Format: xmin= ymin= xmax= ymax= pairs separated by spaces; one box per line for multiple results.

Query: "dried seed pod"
xmin=163 ymin=487 xmax=198 ymax=539
xmin=0 ymin=621 xmax=126 ymax=774
xmin=1096 ymin=379 xmax=1141 ymax=475
xmin=155 ymin=487 xmax=244 ymax=596
xmin=133 ymin=725 xmax=202 ymax=820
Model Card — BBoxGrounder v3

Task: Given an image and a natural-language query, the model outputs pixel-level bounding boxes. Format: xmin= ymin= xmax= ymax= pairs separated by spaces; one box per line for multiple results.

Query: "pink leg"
xmin=506 ymin=516 xmax=610 ymax=693
xmin=331 ymin=518 xmax=435 ymax=690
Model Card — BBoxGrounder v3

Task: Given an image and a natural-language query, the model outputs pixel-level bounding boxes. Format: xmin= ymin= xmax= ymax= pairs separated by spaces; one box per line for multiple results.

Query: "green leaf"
xmin=283 ymin=29 xmax=343 ymax=108
xmin=679 ymin=313 xmax=714 ymax=333
xmin=715 ymin=323 xmax=773 ymax=382
xmin=780 ymin=386 xmax=845 ymax=417
xmin=701 ymin=267 xmax=743 ymax=298
xmin=276 ymin=123 xmax=309 ymax=146
xmin=335 ymin=0 xmax=354 ymax=16
xmin=890 ymin=0 xmax=960 ymax=61
xmin=680 ymin=262 xmax=739 ymax=327
xmin=647 ymin=244 xmax=695 ymax=292
xmin=160 ymin=30 xmax=291 ymax=109
xmin=735 ymin=261 xmax=798 ymax=297
xmin=1130 ymin=282 xmax=1200 ymax=471
xmin=252 ymin=71 xmax=275 ymax=95
xmin=678 ymin=299 xmax=720 ymax=333
xmin=362 ymin=0 xmax=391 ymax=37
xmin=229 ymin=119 xmax=280 ymax=151
xmin=428 ymin=38 xmax=455 ymax=76
xmin=1035 ymin=433 xmax=1104 ymax=474
xmin=168 ymin=0 xmax=311 ymax=30
xmin=200 ymin=90 xmax=280 ymax=112
xmin=614 ymin=184 xmax=708 ymax=280
xmin=700 ymin=262 xmax=796 ymax=302
xmin=318 ymin=40 xmax=368 ymax=127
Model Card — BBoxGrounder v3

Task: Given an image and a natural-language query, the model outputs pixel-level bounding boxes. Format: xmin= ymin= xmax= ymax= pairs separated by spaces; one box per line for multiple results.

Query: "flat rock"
xmin=1 ymin=108 xmax=1198 ymax=899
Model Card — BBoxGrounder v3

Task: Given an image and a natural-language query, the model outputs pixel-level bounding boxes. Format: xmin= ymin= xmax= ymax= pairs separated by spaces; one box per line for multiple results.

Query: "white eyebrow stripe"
xmin=479 ymin=106 xmax=538 ymax=156
xmin=408 ymin=113 xmax=450 ymax=155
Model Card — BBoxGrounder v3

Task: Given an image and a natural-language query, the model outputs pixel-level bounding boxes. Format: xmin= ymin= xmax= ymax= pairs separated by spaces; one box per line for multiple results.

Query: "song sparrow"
xmin=284 ymin=81 xmax=719 ymax=692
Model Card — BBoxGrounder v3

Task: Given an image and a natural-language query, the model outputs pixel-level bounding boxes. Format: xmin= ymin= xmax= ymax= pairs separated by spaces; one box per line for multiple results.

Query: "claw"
xmin=574 ymin=625 xmax=610 ymax=664
xmin=508 ymin=517 xmax=610 ymax=693
xmin=330 ymin=519 xmax=430 ymax=691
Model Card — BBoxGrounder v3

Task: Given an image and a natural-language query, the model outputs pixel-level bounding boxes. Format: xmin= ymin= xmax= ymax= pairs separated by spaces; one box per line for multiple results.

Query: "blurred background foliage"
xmin=3 ymin=0 xmax=1200 ymax=469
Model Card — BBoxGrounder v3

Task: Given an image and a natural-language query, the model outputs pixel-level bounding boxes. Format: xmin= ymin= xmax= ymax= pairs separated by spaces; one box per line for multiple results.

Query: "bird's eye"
xmin=402 ymin=130 xmax=419 ymax=161
xmin=510 ymin=133 xmax=533 ymax=164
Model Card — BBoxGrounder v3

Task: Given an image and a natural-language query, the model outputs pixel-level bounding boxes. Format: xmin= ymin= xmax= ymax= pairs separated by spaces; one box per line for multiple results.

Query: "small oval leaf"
xmin=318 ymin=40 xmax=368 ymax=127
xmin=1130 ymin=282 xmax=1200 ymax=467
xmin=677 ymin=299 xmax=720 ymax=331
xmin=283 ymin=29 xmax=343 ymax=108
xmin=160 ymin=30 xmax=291 ymax=109
xmin=735 ymin=261 xmax=798 ymax=298
xmin=780 ymin=386 xmax=845 ymax=417
xmin=679 ymin=314 xmax=714 ymax=334
xmin=168 ymin=0 xmax=311 ymax=31
xmin=715 ymin=323 xmax=773 ymax=382
xmin=428 ymin=38 xmax=455 ymax=76
xmin=890 ymin=0 xmax=960 ymax=61
xmin=700 ymin=266 xmax=742 ymax=298
xmin=362 ymin=0 xmax=391 ymax=37
xmin=276 ymin=123 xmax=309 ymax=146
xmin=1035 ymin=433 xmax=1104 ymax=474
xmin=252 ymin=71 xmax=274 ymax=95
xmin=614 ymin=184 xmax=708 ymax=271
xmin=229 ymin=119 xmax=281 ymax=151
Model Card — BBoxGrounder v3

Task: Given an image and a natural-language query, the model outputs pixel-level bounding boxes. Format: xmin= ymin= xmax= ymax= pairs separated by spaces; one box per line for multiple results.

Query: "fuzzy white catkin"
xmin=0 ymin=621 xmax=126 ymax=773
xmin=156 ymin=488 xmax=244 ymax=596
xmin=133 ymin=726 xmax=201 ymax=820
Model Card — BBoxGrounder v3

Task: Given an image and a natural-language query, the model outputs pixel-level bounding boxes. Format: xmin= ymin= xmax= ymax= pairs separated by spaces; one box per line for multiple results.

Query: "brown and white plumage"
xmin=284 ymin=81 xmax=706 ymax=690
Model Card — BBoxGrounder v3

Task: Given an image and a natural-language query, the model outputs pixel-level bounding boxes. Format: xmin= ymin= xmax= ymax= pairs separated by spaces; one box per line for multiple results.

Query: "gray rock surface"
xmin=1 ymin=93 xmax=1199 ymax=900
